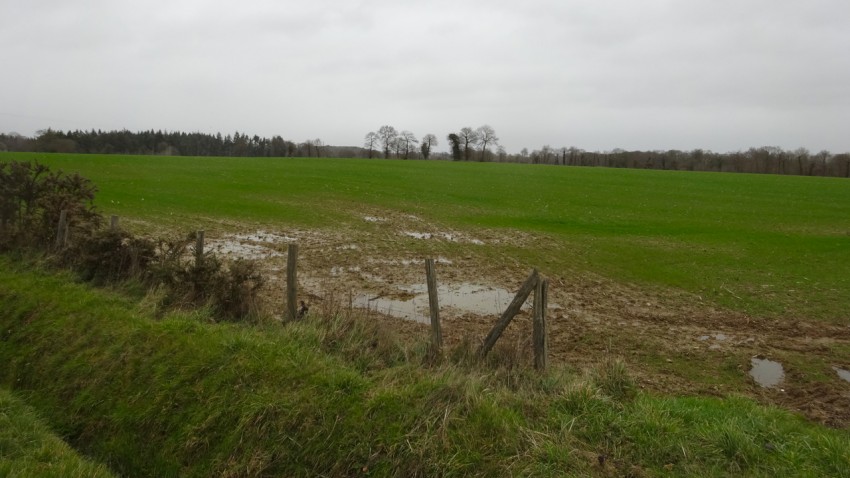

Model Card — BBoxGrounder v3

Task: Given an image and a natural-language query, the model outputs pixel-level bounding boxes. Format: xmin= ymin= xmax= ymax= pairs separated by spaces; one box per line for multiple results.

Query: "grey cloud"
xmin=1 ymin=0 xmax=848 ymax=153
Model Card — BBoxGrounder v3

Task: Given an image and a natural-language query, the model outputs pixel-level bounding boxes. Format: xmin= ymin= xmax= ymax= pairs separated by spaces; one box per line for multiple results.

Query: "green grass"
xmin=0 ymin=388 xmax=116 ymax=478
xmin=1 ymin=257 xmax=849 ymax=477
xmin=3 ymin=152 xmax=848 ymax=322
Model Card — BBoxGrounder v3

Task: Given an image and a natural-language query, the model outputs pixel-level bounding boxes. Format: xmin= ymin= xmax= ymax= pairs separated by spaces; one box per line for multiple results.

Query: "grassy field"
xmin=4 ymin=152 xmax=848 ymax=322
xmin=1 ymin=258 xmax=848 ymax=477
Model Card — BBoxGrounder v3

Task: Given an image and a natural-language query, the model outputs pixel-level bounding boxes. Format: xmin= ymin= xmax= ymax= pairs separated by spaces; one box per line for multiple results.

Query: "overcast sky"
xmin=2 ymin=0 xmax=849 ymax=153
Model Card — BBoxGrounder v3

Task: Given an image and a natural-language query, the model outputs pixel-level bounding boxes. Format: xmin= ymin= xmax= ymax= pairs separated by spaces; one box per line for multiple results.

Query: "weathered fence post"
xmin=533 ymin=278 xmax=549 ymax=370
xmin=195 ymin=230 xmax=205 ymax=266
xmin=425 ymin=258 xmax=443 ymax=354
xmin=110 ymin=215 xmax=119 ymax=231
xmin=55 ymin=210 xmax=68 ymax=249
xmin=286 ymin=243 xmax=299 ymax=321
xmin=479 ymin=269 xmax=539 ymax=357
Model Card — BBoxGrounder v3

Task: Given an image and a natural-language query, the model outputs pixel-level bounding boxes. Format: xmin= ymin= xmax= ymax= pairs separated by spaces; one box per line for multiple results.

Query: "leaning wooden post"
xmin=195 ymin=230 xmax=205 ymax=266
xmin=479 ymin=269 xmax=539 ymax=357
xmin=533 ymin=278 xmax=549 ymax=370
xmin=425 ymin=258 xmax=443 ymax=354
xmin=286 ymin=243 xmax=299 ymax=321
xmin=54 ymin=210 xmax=68 ymax=249
xmin=110 ymin=215 xmax=119 ymax=231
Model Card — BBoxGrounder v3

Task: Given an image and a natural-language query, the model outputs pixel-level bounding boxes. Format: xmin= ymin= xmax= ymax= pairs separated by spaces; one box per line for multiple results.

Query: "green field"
xmin=5 ymin=152 xmax=849 ymax=322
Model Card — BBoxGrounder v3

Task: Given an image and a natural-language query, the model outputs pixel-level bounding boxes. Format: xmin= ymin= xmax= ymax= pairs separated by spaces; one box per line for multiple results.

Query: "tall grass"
xmin=0 ymin=388 xmax=116 ymax=478
xmin=1 ymin=256 xmax=848 ymax=477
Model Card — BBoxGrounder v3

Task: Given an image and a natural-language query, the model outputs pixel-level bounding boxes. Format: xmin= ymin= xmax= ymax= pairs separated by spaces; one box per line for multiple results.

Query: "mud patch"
xmin=233 ymin=230 xmax=295 ymax=243
xmin=698 ymin=333 xmax=728 ymax=342
xmin=750 ymin=357 xmax=784 ymax=388
xmin=207 ymin=239 xmax=282 ymax=260
xmin=403 ymin=231 xmax=485 ymax=245
xmin=190 ymin=215 xmax=850 ymax=427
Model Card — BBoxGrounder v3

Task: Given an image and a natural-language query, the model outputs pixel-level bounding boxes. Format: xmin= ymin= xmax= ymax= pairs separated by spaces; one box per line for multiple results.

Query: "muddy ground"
xmin=194 ymin=209 xmax=850 ymax=428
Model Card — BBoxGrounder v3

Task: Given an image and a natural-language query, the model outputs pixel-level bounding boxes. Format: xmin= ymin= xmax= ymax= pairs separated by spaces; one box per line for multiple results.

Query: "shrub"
xmin=150 ymin=232 xmax=264 ymax=321
xmin=0 ymin=160 xmax=99 ymax=251
xmin=67 ymin=228 xmax=157 ymax=284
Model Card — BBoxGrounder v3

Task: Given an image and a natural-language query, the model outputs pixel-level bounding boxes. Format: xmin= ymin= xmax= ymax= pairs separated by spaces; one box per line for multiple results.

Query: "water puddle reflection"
xmin=355 ymin=283 xmax=531 ymax=323
xmin=750 ymin=357 xmax=784 ymax=388
xmin=834 ymin=367 xmax=850 ymax=383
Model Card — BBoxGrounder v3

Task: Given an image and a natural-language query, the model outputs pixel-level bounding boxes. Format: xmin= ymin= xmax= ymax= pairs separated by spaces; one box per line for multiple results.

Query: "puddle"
xmin=698 ymin=333 xmax=728 ymax=342
xmin=330 ymin=266 xmax=361 ymax=276
xmin=207 ymin=239 xmax=282 ymax=260
xmin=368 ymin=257 xmax=453 ymax=267
xmin=750 ymin=357 xmax=784 ymax=388
xmin=355 ymin=283 xmax=532 ymax=323
xmin=233 ymin=230 xmax=294 ymax=243
xmin=403 ymin=231 xmax=485 ymax=245
xmin=834 ymin=367 xmax=850 ymax=383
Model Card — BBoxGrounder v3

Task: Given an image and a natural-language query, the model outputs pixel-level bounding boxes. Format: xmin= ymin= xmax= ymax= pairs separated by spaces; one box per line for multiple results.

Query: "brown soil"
xmin=180 ymin=208 xmax=850 ymax=428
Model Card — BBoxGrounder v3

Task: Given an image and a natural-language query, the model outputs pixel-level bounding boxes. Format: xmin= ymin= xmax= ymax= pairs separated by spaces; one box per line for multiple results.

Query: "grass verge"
xmin=0 ymin=387 xmax=116 ymax=478
xmin=0 ymin=256 xmax=848 ymax=477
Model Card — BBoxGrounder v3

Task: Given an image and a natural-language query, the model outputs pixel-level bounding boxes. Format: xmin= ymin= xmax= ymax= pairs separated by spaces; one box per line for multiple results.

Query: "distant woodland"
xmin=1 ymin=128 xmax=848 ymax=178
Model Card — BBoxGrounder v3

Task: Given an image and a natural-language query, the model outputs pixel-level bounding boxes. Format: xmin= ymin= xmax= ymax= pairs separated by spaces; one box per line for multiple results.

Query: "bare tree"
xmin=475 ymin=125 xmax=498 ymax=161
xmin=421 ymin=134 xmax=438 ymax=159
xmin=399 ymin=130 xmax=418 ymax=159
xmin=392 ymin=137 xmax=403 ymax=158
xmin=377 ymin=125 xmax=398 ymax=159
xmin=364 ymin=132 xmax=379 ymax=159
xmin=457 ymin=127 xmax=478 ymax=161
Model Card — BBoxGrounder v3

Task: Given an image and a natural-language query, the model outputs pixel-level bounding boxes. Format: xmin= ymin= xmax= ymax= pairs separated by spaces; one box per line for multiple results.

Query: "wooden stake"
xmin=425 ymin=258 xmax=443 ymax=353
xmin=55 ymin=210 xmax=67 ymax=250
xmin=480 ymin=269 xmax=539 ymax=357
xmin=286 ymin=243 xmax=299 ymax=321
xmin=195 ymin=230 xmax=205 ymax=266
xmin=533 ymin=278 xmax=549 ymax=370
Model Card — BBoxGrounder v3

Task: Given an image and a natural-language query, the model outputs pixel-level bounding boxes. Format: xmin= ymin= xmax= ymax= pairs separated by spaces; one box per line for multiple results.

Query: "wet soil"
xmin=192 ymin=209 xmax=850 ymax=428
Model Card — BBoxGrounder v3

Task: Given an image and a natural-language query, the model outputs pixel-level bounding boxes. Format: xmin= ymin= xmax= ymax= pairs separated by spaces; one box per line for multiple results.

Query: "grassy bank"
xmin=1 ymin=257 xmax=848 ymax=477
xmin=2 ymin=152 xmax=848 ymax=322
xmin=0 ymin=388 xmax=116 ymax=478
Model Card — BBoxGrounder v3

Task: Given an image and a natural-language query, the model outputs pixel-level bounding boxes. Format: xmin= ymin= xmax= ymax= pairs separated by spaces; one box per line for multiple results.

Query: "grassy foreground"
xmin=0 ymin=388 xmax=115 ymax=478
xmin=1 ymin=257 xmax=848 ymax=477
xmin=3 ymin=152 xmax=849 ymax=322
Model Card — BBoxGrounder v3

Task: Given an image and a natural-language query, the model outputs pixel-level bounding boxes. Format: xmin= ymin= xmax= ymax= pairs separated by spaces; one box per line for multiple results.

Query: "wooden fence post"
xmin=195 ymin=230 xmax=205 ymax=266
xmin=479 ymin=269 xmax=539 ymax=357
xmin=110 ymin=215 xmax=119 ymax=231
xmin=286 ymin=243 xmax=299 ymax=321
xmin=533 ymin=278 xmax=549 ymax=370
xmin=425 ymin=258 xmax=443 ymax=354
xmin=55 ymin=210 xmax=68 ymax=249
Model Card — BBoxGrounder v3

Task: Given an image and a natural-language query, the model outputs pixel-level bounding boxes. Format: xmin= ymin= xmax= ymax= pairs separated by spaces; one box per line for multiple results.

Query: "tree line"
xmin=509 ymin=145 xmax=850 ymax=178
xmin=0 ymin=129 xmax=361 ymax=158
xmin=1 ymin=128 xmax=848 ymax=178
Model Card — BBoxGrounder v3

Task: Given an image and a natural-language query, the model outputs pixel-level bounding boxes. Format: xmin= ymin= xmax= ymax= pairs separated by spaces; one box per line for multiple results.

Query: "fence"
xmin=59 ymin=213 xmax=551 ymax=371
